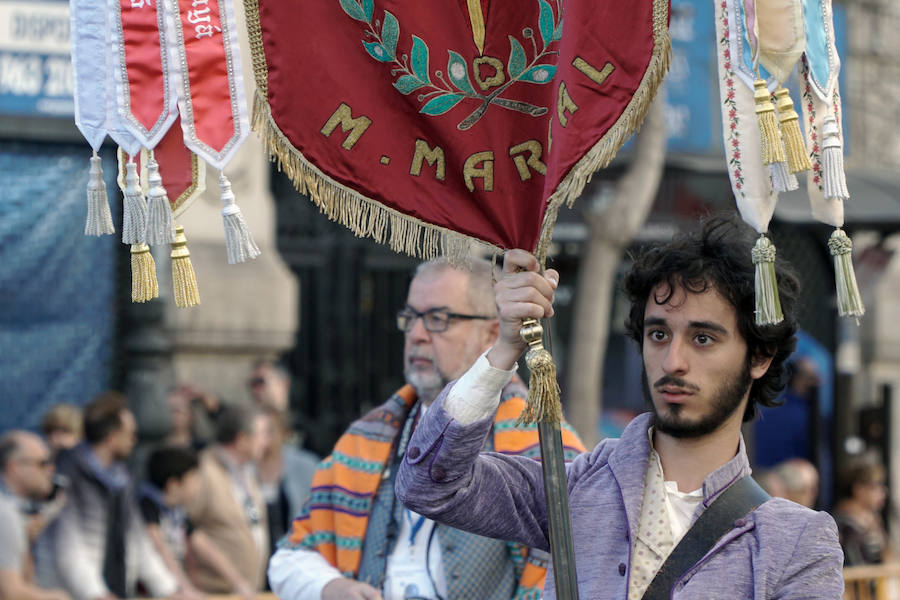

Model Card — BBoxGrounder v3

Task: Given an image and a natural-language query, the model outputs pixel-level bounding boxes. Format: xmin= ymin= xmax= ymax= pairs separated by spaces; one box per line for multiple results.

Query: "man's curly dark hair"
xmin=622 ymin=215 xmax=800 ymax=422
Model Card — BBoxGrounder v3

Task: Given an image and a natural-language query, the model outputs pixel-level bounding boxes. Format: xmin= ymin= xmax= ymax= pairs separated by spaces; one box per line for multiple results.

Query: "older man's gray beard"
xmin=404 ymin=366 xmax=448 ymax=406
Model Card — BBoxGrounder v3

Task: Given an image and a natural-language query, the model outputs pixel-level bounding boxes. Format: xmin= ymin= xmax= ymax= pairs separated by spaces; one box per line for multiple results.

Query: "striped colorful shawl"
xmin=284 ymin=380 xmax=585 ymax=594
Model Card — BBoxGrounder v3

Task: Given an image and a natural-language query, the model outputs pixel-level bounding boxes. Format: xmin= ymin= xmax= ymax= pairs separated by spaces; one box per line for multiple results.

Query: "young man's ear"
xmin=750 ymin=349 xmax=775 ymax=380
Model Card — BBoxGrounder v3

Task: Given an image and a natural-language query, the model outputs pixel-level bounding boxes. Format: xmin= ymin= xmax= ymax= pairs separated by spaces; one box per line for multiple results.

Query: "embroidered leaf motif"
xmin=553 ymin=18 xmax=564 ymax=42
xmin=507 ymin=36 xmax=526 ymax=79
xmin=411 ymin=35 xmax=430 ymax=84
xmin=362 ymin=0 xmax=373 ymax=22
xmin=420 ymin=93 xmax=463 ymax=115
xmin=339 ymin=0 xmax=366 ymax=22
xmin=363 ymin=41 xmax=392 ymax=62
xmin=394 ymin=74 xmax=427 ymax=94
xmin=520 ymin=64 xmax=556 ymax=84
xmin=447 ymin=51 xmax=475 ymax=94
xmin=538 ymin=0 xmax=554 ymax=48
xmin=381 ymin=11 xmax=399 ymax=59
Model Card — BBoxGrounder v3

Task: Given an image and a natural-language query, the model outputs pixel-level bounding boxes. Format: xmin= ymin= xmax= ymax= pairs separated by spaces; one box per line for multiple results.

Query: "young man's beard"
xmin=643 ymin=357 xmax=752 ymax=439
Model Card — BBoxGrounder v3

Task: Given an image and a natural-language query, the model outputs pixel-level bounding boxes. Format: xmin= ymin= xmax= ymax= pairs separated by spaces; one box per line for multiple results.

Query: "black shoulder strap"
xmin=641 ymin=475 xmax=770 ymax=600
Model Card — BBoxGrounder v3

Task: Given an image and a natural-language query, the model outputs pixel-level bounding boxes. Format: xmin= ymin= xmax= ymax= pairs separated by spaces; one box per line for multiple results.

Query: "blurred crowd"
xmin=0 ymin=360 xmax=318 ymax=600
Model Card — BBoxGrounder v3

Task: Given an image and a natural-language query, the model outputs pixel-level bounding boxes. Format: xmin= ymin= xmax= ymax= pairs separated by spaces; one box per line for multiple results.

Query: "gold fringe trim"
xmin=245 ymin=0 xmax=670 ymax=266
xmin=535 ymin=0 xmax=671 ymax=265
xmin=130 ymin=243 xmax=159 ymax=303
xmin=243 ymin=0 xmax=269 ymax=98
xmin=252 ymin=88 xmax=497 ymax=265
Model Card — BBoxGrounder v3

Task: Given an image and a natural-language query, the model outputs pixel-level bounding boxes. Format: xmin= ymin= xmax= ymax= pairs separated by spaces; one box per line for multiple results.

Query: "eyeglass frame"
xmin=396 ymin=306 xmax=493 ymax=333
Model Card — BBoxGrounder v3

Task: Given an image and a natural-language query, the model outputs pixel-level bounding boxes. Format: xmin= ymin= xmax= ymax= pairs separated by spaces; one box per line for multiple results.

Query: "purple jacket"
xmin=396 ymin=394 xmax=844 ymax=599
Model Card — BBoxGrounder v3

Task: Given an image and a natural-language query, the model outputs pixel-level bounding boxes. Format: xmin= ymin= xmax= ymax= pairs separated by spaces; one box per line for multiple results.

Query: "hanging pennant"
xmin=109 ymin=0 xmax=179 ymax=150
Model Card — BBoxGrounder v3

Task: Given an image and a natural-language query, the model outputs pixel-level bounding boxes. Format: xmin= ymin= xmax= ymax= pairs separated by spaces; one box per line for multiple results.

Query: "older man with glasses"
xmin=268 ymin=257 xmax=584 ymax=600
xmin=0 ymin=430 xmax=71 ymax=600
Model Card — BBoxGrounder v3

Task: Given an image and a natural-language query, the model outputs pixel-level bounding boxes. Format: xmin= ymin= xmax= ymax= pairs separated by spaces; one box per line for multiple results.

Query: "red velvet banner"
xmin=249 ymin=0 xmax=669 ymax=257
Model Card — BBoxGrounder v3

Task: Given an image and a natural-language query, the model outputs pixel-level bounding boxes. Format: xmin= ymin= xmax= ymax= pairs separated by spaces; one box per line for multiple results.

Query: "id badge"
xmin=385 ymin=563 xmax=436 ymax=600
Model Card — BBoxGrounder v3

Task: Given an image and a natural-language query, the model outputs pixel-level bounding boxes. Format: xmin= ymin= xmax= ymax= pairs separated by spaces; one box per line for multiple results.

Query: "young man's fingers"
xmin=502 ymin=249 xmax=540 ymax=274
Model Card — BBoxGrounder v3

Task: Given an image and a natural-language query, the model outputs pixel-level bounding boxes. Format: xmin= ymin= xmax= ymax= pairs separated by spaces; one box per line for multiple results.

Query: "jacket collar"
xmin=607 ymin=412 xmax=752 ymax=536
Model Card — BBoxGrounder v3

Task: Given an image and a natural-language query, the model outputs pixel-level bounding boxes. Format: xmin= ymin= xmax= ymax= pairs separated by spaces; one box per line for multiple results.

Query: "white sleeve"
xmin=133 ymin=517 xmax=178 ymax=598
xmin=444 ymin=350 xmax=516 ymax=425
xmin=53 ymin=507 xmax=108 ymax=600
xmin=268 ymin=546 xmax=344 ymax=600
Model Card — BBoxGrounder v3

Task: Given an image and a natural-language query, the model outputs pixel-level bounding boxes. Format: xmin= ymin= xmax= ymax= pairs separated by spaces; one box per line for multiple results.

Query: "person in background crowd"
xmin=248 ymin=360 xmax=292 ymax=413
xmin=258 ymin=405 xmax=319 ymax=561
xmin=268 ymin=258 xmax=584 ymax=600
xmin=139 ymin=446 xmax=205 ymax=600
xmin=166 ymin=384 xmax=222 ymax=450
xmin=755 ymin=468 xmax=787 ymax=499
xmin=774 ymin=458 xmax=820 ymax=509
xmin=0 ymin=431 xmax=70 ymax=600
xmin=37 ymin=392 xmax=177 ymax=600
xmin=40 ymin=404 xmax=83 ymax=456
xmin=754 ymin=357 xmax=821 ymax=467
xmin=833 ymin=455 xmax=895 ymax=566
xmin=186 ymin=404 xmax=270 ymax=598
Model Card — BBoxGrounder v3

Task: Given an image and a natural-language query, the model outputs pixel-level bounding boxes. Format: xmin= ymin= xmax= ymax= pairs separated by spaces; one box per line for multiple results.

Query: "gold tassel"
xmin=751 ymin=234 xmax=783 ymax=326
xmin=828 ymin=229 xmax=865 ymax=320
xmin=774 ymin=87 xmax=811 ymax=174
xmin=753 ymin=79 xmax=786 ymax=165
xmin=516 ymin=318 xmax=563 ymax=426
xmin=170 ymin=225 xmax=200 ymax=308
xmin=130 ymin=243 xmax=159 ymax=303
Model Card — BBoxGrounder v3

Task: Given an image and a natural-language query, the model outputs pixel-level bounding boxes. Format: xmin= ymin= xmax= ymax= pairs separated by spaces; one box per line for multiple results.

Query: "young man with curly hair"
xmin=397 ymin=217 xmax=844 ymax=599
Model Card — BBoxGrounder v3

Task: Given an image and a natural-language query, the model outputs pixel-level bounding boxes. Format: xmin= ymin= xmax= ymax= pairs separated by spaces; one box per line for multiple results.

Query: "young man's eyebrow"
xmin=644 ymin=317 xmax=667 ymax=329
xmin=688 ymin=320 xmax=729 ymax=335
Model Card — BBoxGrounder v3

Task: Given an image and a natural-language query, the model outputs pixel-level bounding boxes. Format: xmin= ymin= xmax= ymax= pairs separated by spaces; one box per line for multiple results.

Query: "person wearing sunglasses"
xmin=268 ymin=258 xmax=584 ymax=600
xmin=0 ymin=430 xmax=70 ymax=600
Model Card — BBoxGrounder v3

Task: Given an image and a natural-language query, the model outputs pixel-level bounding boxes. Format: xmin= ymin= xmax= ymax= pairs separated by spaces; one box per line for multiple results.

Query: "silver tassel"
xmin=219 ymin=173 xmax=260 ymax=264
xmin=769 ymin=161 xmax=798 ymax=193
xmin=85 ymin=152 xmax=115 ymax=236
xmin=121 ymin=161 xmax=147 ymax=245
xmin=822 ymin=115 xmax=849 ymax=201
xmin=144 ymin=158 xmax=176 ymax=246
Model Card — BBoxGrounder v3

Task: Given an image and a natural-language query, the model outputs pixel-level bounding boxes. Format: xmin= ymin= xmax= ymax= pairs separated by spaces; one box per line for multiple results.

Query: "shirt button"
xmin=618 ymin=562 xmax=626 ymax=576
xmin=734 ymin=518 xmax=747 ymax=528
xmin=445 ymin=544 xmax=455 ymax=552
xmin=432 ymin=466 xmax=448 ymax=481
xmin=407 ymin=447 xmax=421 ymax=460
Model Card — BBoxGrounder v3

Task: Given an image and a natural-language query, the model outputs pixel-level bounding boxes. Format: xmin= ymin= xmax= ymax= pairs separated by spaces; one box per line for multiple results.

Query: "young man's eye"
xmin=647 ymin=330 xmax=667 ymax=342
xmin=695 ymin=333 xmax=713 ymax=345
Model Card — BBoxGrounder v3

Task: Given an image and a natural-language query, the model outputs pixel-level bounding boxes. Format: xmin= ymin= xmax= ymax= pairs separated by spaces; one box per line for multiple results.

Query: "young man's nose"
xmin=661 ymin=337 xmax=689 ymax=375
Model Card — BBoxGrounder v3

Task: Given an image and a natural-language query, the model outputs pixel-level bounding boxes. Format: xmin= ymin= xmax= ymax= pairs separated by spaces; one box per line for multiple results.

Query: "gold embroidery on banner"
xmin=410 ymin=140 xmax=446 ymax=180
xmin=557 ymin=81 xmax=578 ymax=127
xmin=466 ymin=0 xmax=487 ymax=55
xmin=573 ymin=57 xmax=615 ymax=87
xmin=380 ymin=155 xmax=391 ymax=165
xmin=509 ymin=140 xmax=547 ymax=181
xmin=463 ymin=151 xmax=494 ymax=192
xmin=321 ymin=103 xmax=373 ymax=150
xmin=473 ymin=56 xmax=505 ymax=91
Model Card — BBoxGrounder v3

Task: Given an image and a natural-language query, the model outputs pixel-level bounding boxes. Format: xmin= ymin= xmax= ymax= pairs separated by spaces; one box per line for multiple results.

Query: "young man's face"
xmin=403 ymin=268 xmax=497 ymax=403
xmin=641 ymin=283 xmax=771 ymax=439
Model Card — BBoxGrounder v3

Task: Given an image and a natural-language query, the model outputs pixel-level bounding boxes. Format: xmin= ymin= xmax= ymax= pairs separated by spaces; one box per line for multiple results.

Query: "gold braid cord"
xmin=243 ymin=0 xmax=670 ymax=266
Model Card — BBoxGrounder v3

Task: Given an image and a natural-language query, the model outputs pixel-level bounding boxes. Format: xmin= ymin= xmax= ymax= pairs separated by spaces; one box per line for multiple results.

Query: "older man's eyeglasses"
xmin=396 ymin=307 xmax=492 ymax=333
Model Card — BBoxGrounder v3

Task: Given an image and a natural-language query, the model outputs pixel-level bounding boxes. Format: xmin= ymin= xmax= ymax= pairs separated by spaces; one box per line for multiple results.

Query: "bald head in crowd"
xmin=0 ymin=431 xmax=55 ymax=501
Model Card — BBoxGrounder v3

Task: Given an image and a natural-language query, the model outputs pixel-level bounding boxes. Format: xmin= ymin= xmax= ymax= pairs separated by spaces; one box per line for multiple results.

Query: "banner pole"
xmin=538 ymin=420 xmax=579 ymax=599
